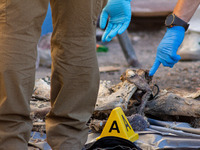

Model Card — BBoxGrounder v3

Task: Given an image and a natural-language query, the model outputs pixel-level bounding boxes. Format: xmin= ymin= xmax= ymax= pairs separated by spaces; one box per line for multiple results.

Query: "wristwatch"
xmin=165 ymin=13 xmax=189 ymax=31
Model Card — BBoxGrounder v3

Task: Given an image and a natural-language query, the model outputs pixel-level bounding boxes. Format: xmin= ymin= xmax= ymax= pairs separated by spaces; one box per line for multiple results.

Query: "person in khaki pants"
xmin=0 ymin=0 xmax=132 ymax=149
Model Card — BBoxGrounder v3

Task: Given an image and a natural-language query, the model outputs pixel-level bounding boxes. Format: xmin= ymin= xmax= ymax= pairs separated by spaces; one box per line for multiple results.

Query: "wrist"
xmin=165 ymin=13 xmax=189 ymax=31
xmin=173 ymin=13 xmax=189 ymax=23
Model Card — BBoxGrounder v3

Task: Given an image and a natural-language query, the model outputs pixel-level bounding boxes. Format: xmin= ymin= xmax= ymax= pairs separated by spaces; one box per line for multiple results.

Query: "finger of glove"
xmin=161 ymin=54 xmax=181 ymax=65
xmin=106 ymin=24 xmax=122 ymax=42
xmin=149 ymin=60 xmax=161 ymax=76
xmin=171 ymin=54 xmax=181 ymax=62
xmin=163 ymin=55 xmax=178 ymax=64
xmin=102 ymin=23 xmax=113 ymax=42
xmin=161 ymin=60 xmax=175 ymax=68
xmin=118 ymin=21 xmax=130 ymax=35
xmin=100 ymin=10 xmax=109 ymax=29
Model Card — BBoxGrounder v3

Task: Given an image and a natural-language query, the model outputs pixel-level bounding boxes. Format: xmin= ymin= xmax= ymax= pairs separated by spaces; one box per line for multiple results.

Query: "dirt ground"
xmin=36 ymin=23 xmax=200 ymax=94
xmin=98 ymin=27 xmax=200 ymax=93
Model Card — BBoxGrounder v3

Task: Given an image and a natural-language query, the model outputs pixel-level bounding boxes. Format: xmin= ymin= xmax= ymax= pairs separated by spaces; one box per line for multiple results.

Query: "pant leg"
xmin=0 ymin=0 xmax=49 ymax=149
xmin=46 ymin=0 xmax=107 ymax=149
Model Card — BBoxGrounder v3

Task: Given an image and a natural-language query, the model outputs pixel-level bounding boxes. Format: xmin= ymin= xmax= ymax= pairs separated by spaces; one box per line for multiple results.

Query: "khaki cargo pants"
xmin=0 ymin=0 xmax=107 ymax=149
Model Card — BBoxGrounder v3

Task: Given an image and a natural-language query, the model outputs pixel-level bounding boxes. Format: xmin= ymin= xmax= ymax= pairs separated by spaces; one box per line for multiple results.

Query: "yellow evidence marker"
xmin=96 ymin=107 xmax=139 ymax=142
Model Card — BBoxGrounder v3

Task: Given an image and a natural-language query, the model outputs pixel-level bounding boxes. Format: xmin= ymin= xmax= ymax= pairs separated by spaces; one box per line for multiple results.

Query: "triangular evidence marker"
xmin=96 ymin=107 xmax=139 ymax=142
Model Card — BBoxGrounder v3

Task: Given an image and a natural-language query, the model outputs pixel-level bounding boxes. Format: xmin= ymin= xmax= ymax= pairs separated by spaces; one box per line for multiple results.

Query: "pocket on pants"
xmin=0 ymin=0 xmax=6 ymax=22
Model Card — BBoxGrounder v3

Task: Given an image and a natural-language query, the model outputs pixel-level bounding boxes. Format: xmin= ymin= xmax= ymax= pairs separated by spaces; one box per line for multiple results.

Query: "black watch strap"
xmin=165 ymin=14 xmax=189 ymax=31
xmin=173 ymin=14 xmax=189 ymax=31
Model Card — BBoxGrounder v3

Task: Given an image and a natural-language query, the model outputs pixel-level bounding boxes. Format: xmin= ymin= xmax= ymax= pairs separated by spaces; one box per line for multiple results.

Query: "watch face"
xmin=165 ymin=14 xmax=174 ymax=26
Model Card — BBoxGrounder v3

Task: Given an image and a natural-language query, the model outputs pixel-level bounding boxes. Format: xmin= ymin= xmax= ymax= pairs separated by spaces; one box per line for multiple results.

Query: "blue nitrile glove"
xmin=100 ymin=0 xmax=132 ymax=42
xmin=41 ymin=3 xmax=53 ymax=37
xmin=149 ymin=26 xmax=185 ymax=76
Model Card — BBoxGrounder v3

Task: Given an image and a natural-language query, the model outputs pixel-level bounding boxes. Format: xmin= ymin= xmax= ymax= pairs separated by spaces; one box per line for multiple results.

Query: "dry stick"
xmin=125 ymin=69 xmax=152 ymax=115
xmin=138 ymin=92 xmax=152 ymax=115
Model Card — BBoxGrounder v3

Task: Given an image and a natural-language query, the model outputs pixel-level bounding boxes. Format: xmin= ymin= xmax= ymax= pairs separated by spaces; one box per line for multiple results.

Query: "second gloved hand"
xmin=100 ymin=0 xmax=132 ymax=42
xmin=149 ymin=26 xmax=185 ymax=76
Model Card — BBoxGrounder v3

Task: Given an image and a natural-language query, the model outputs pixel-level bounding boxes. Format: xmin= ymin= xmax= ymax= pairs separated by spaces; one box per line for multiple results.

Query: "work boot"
xmin=178 ymin=31 xmax=200 ymax=61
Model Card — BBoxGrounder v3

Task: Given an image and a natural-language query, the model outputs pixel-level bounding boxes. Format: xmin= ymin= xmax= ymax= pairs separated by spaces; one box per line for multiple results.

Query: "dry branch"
xmin=145 ymin=90 xmax=200 ymax=117
xmin=95 ymin=80 xmax=137 ymax=111
xmin=95 ymin=69 xmax=152 ymax=112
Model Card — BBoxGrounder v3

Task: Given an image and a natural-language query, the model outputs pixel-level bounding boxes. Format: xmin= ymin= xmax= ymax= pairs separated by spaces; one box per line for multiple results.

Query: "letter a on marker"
xmin=109 ymin=121 xmax=120 ymax=133
xmin=97 ymin=107 xmax=139 ymax=142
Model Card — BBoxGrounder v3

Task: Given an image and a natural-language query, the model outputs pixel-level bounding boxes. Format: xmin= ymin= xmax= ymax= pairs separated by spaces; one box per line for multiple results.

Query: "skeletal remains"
xmin=95 ymin=69 xmax=153 ymax=114
xmin=32 ymin=69 xmax=200 ymax=133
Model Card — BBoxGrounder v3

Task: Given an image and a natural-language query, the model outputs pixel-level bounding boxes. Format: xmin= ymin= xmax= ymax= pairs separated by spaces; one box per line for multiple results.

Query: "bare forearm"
xmin=173 ymin=0 xmax=200 ymax=22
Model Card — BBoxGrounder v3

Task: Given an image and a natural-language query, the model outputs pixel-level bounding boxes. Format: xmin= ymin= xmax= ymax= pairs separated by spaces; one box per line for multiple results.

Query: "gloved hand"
xmin=100 ymin=0 xmax=132 ymax=42
xmin=149 ymin=26 xmax=185 ymax=76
